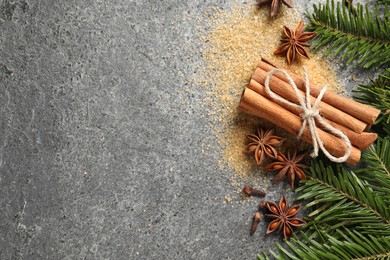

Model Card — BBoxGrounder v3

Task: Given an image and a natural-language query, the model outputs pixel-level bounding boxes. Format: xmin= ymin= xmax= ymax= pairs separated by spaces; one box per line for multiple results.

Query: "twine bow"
xmin=264 ymin=68 xmax=351 ymax=163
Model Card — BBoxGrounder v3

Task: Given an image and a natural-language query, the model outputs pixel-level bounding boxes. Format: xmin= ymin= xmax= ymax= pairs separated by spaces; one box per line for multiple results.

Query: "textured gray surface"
xmin=0 ymin=1 xmax=262 ymax=259
xmin=0 ymin=0 xmax=370 ymax=259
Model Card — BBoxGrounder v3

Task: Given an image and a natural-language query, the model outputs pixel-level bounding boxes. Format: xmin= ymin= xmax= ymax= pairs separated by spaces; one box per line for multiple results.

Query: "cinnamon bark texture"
xmin=251 ymin=67 xmax=367 ymax=133
xmin=247 ymin=79 xmax=377 ymax=150
xmin=239 ymin=59 xmax=381 ymax=165
xmin=258 ymin=58 xmax=381 ymax=125
xmin=239 ymin=88 xmax=361 ymax=165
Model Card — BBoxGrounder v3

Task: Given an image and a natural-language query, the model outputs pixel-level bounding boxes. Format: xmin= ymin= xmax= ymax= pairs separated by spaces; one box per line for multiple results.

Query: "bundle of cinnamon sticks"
xmin=239 ymin=58 xmax=381 ymax=165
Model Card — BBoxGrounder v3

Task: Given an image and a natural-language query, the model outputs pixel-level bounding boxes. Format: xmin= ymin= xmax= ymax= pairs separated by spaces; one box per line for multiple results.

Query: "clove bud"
xmin=243 ymin=185 xmax=266 ymax=198
xmin=250 ymin=212 xmax=261 ymax=235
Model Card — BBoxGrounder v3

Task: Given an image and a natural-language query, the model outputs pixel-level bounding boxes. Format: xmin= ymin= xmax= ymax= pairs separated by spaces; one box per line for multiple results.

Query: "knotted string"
xmin=264 ymin=68 xmax=351 ymax=163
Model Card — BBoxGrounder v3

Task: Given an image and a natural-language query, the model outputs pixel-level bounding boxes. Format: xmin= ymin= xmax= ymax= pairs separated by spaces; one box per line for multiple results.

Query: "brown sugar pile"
xmin=197 ymin=3 xmax=343 ymax=183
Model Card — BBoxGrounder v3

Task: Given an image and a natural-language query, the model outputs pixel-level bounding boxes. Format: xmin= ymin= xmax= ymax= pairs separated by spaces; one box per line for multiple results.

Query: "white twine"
xmin=264 ymin=68 xmax=351 ymax=163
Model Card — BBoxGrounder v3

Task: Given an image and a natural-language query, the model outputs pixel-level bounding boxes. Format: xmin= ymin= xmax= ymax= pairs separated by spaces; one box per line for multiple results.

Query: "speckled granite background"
xmin=0 ymin=0 xmax=373 ymax=259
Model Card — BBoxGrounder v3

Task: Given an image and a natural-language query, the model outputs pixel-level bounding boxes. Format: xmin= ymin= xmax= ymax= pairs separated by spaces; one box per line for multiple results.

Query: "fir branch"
xmin=359 ymin=137 xmax=390 ymax=176
xmin=257 ymin=229 xmax=390 ymax=260
xmin=295 ymin=161 xmax=390 ymax=236
xmin=355 ymin=137 xmax=390 ymax=205
xmin=305 ymin=175 xmax=389 ymax=225
xmin=258 ymin=154 xmax=390 ymax=258
xmin=353 ymin=68 xmax=390 ymax=137
xmin=307 ymin=0 xmax=390 ymax=68
xmin=378 ymin=0 xmax=390 ymax=5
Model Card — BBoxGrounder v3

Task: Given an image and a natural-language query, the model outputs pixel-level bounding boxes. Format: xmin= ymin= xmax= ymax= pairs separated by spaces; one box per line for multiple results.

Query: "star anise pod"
xmin=257 ymin=0 xmax=293 ymax=18
xmin=244 ymin=127 xmax=284 ymax=165
xmin=273 ymin=20 xmax=317 ymax=65
xmin=265 ymin=151 xmax=309 ymax=190
xmin=265 ymin=195 xmax=306 ymax=239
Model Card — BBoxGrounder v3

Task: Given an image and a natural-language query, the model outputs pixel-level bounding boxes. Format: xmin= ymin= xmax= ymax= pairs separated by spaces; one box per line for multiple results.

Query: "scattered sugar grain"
xmin=225 ymin=195 xmax=233 ymax=203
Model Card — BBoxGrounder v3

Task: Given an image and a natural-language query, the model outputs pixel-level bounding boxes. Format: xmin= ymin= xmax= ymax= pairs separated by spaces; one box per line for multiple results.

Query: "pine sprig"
xmin=356 ymin=137 xmax=390 ymax=202
xmin=258 ymin=143 xmax=390 ymax=258
xmin=360 ymin=137 xmax=390 ymax=177
xmin=257 ymin=229 xmax=390 ymax=260
xmin=378 ymin=0 xmax=390 ymax=5
xmin=353 ymin=68 xmax=390 ymax=137
xmin=307 ymin=0 xmax=390 ymax=68
xmin=296 ymin=160 xmax=390 ymax=236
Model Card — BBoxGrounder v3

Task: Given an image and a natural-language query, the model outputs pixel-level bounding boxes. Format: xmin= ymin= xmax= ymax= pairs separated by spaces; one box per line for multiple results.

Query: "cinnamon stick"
xmin=248 ymin=79 xmax=377 ymax=150
xmin=239 ymin=88 xmax=361 ymax=165
xmin=258 ymin=58 xmax=381 ymax=125
xmin=252 ymin=67 xmax=367 ymax=134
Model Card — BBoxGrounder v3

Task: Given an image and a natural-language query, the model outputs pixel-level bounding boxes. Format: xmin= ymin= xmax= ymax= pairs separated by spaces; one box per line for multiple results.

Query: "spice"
xmin=264 ymin=195 xmax=305 ymax=239
xmin=242 ymin=184 xmax=266 ymax=197
xmin=250 ymin=212 xmax=261 ymax=235
xmin=244 ymin=127 xmax=284 ymax=165
xmin=265 ymin=151 xmax=309 ymax=190
xmin=240 ymin=58 xmax=381 ymax=165
xmin=274 ymin=20 xmax=317 ymax=64
xmin=258 ymin=58 xmax=380 ymax=126
xmin=198 ymin=3 xmax=344 ymax=180
xmin=257 ymin=0 xmax=293 ymax=18
xmin=239 ymin=87 xmax=362 ymax=165
xmin=247 ymin=78 xmax=378 ymax=150
xmin=252 ymin=67 xmax=368 ymax=133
